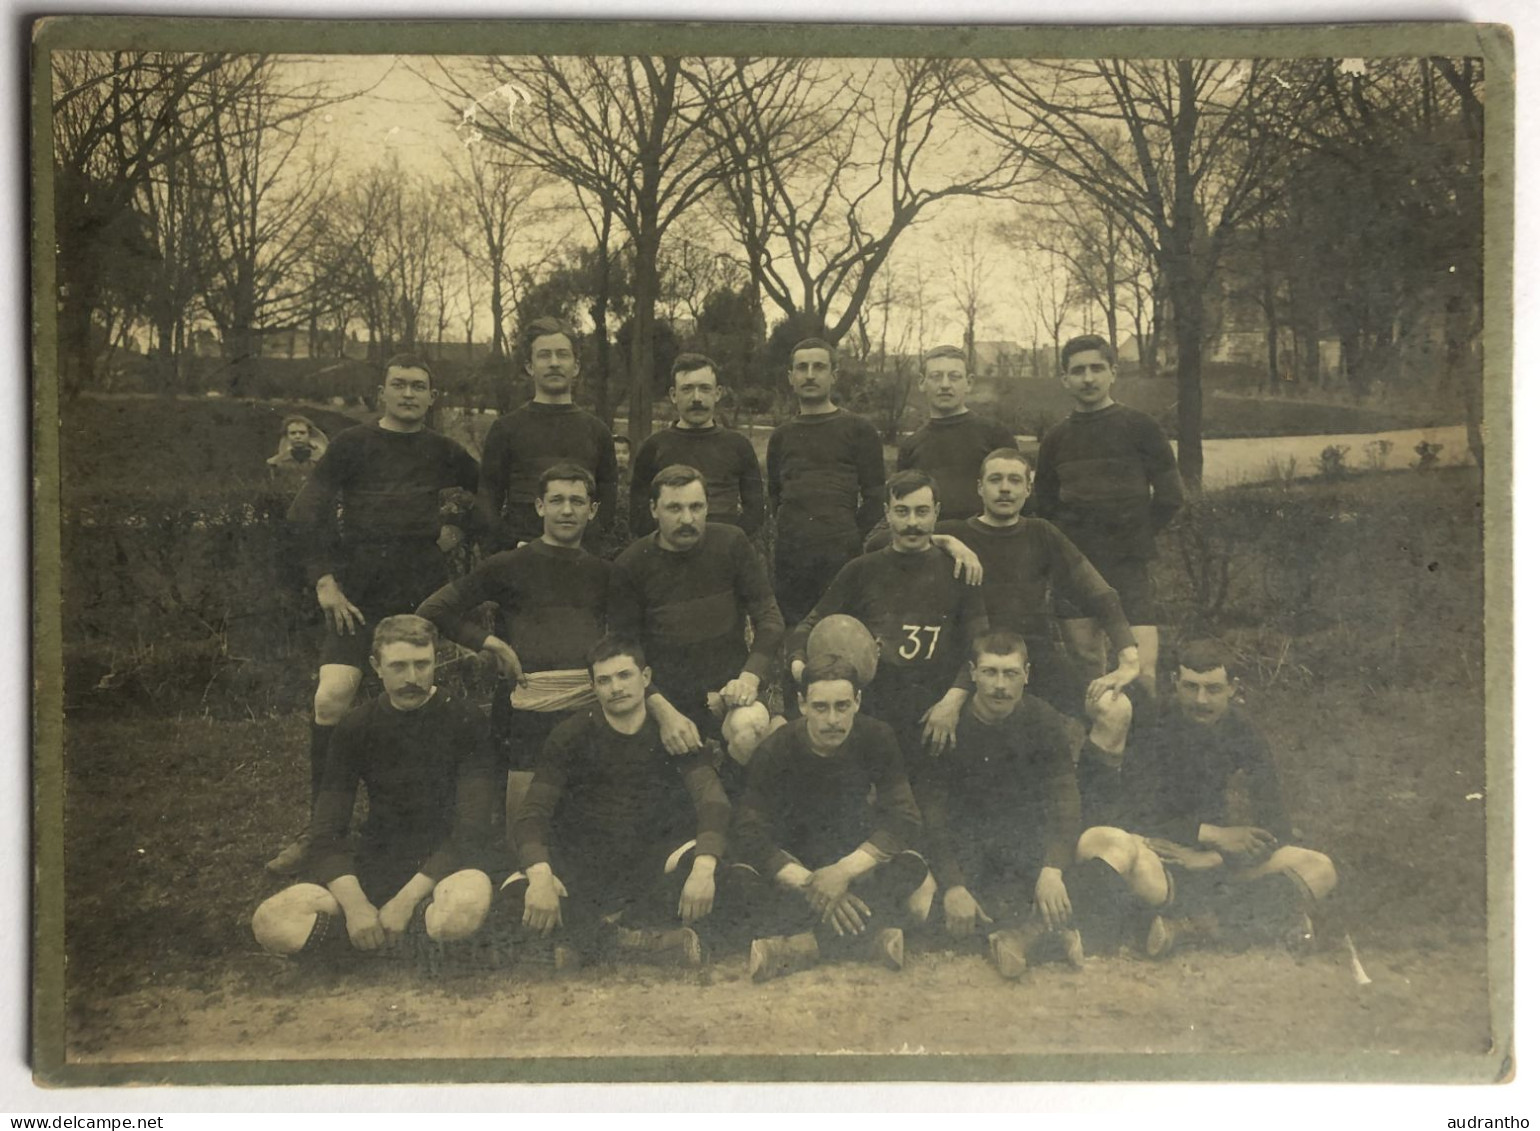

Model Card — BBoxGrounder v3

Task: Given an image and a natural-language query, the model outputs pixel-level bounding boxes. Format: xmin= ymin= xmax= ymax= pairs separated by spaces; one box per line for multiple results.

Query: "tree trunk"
xmin=629 ymin=225 xmax=660 ymax=446
xmin=591 ymin=208 xmax=615 ymax=431
xmin=1168 ymin=264 xmax=1205 ymax=492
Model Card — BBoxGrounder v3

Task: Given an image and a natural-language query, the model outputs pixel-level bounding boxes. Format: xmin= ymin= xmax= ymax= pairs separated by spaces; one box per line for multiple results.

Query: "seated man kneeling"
xmin=496 ymin=635 xmax=732 ymax=967
xmin=914 ymin=631 xmax=1137 ymax=979
xmin=732 ymin=655 xmax=929 ymax=981
xmin=252 ymin=615 xmax=498 ymax=965
xmin=1075 ymin=637 xmax=1338 ymax=956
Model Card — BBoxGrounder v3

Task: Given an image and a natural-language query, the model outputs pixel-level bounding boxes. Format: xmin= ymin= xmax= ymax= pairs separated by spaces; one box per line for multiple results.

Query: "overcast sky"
xmin=279 ymin=54 xmax=1087 ymax=353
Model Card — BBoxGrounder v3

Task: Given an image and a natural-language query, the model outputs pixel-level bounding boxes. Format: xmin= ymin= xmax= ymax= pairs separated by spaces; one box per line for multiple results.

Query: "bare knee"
xmin=1270 ymin=845 xmax=1338 ymax=900
xmin=425 ymin=870 xmax=493 ymax=941
xmin=313 ymin=666 xmax=363 ymax=725
xmin=252 ymin=883 xmax=340 ymax=956
xmin=1077 ymin=826 xmax=1138 ymax=873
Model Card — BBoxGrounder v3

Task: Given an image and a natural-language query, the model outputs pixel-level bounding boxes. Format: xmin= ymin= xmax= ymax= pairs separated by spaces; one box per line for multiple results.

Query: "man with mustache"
xmin=416 ymin=463 xmax=701 ymax=832
xmin=252 ymin=616 xmax=498 ymax=966
xmin=913 ymin=631 xmax=1133 ymax=978
xmin=498 ymin=636 xmax=733 ymax=967
xmin=476 ymin=316 xmax=619 ymax=553
xmin=732 ymin=654 xmax=927 ymax=980
xmin=629 ymin=353 xmax=764 ymax=538
xmin=786 ymin=470 xmax=990 ymax=772
xmin=1075 ymin=637 xmax=1338 ymax=957
xmin=267 ymin=355 xmax=480 ymax=876
xmin=609 ymin=465 xmax=786 ymax=784
xmin=766 ymin=337 xmax=887 ymax=629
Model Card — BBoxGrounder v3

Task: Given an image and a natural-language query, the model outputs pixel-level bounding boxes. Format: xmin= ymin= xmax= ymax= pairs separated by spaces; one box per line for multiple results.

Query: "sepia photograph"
xmin=30 ymin=13 xmax=1512 ymax=1089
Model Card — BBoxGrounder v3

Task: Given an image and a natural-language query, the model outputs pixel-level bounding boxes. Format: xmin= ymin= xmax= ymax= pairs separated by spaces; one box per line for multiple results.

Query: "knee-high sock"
xmin=1064 ymin=857 xmax=1134 ymax=956
xmin=309 ymin=722 xmax=335 ymax=808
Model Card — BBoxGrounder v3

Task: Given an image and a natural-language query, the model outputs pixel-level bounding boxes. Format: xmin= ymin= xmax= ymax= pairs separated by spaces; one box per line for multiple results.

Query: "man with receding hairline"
xmin=898 ymin=344 xmax=1020 ymax=522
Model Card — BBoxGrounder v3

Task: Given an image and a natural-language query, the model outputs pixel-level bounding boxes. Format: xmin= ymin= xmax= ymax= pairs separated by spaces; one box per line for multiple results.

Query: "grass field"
xmin=54 ymin=421 xmax=1495 ymax=1072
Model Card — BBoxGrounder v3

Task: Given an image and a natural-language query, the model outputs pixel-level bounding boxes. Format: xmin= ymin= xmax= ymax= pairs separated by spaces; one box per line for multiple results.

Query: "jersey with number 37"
xmin=789 ymin=545 xmax=990 ymax=700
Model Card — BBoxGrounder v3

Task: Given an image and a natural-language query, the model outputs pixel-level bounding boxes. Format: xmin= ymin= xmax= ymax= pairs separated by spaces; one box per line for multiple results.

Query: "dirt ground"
xmin=64 ymin=938 xmax=1491 ymax=1069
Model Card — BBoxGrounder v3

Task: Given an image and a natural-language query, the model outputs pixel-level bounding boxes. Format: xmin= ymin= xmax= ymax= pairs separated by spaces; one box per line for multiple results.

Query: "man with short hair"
xmin=267 ymin=355 xmax=480 ymax=875
xmin=417 ymin=463 xmax=703 ymax=794
xmin=252 ymin=616 xmax=497 ymax=964
xmin=609 ymin=464 xmax=786 ymax=761
xmin=1075 ymin=638 xmax=1338 ymax=956
xmin=476 ymin=316 xmax=619 ymax=552
xmin=732 ymin=655 xmax=927 ymax=980
xmin=766 ymin=337 xmax=887 ymax=628
xmin=630 ymin=353 xmax=764 ymax=538
xmin=914 ymin=631 xmax=1134 ymax=978
xmin=497 ymin=636 xmax=733 ymax=966
xmin=787 ymin=470 xmax=989 ymax=765
xmin=1034 ymin=334 xmax=1183 ymax=694
xmin=897 ymin=345 xmax=1019 ymax=522
xmin=938 ymin=447 xmax=1141 ymax=715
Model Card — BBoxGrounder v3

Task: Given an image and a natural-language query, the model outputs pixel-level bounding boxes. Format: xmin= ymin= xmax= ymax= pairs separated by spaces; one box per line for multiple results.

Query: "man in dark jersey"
xmin=787 ymin=470 xmax=989 ymax=766
xmin=496 ymin=636 xmax=733 ymax=966
xmin=914 ymin=631 xmax=1134 ymax=978
xmin=947 ymin=447 xmax=1139 ymax=715
xmin=630 ymin=353 xmax=764 ymax=538
xmin=766 ymin=337 xmax=887 ymax=629
xmin=1034 ymin=334 xmax=1183 ymax=695
xmin=252 ymin=616 xmax=497 ymax=964
xmin=476 ymin=316 xmax=619 ymax=552
xmin=732 ymin=654 xmax=927 ymax=980
xmin=896 ymin=344 xmax=1020 ymax=522
xmin=609 ymin=465 xmax=786 ymax=780
xmin=267 ymin=355 xmax=480 ymax=875
xmin=1075 ymin=638 xmax=1338 ymax=956
xmin=417 ymin=463 xmax=700 ymax=811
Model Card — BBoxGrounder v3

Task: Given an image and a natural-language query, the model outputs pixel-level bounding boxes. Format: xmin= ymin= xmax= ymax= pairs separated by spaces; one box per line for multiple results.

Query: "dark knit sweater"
xmin=309 ymin=690 xmax=497 ymax=885
xmin=415 ymin=540 xmax=609 ymax=672
xmin=476 ymin=401 xmax=619 ymax=550
xmin=630 ymin=423 xmax=765 ymax=536
xmin=608 ymin=523 xmax=785 ymax=710
xmin=1032 ymin=403 xmax=1183 ymax=564
xmin=732 ymin=714 xmax=921 ymax=877
xmin=766 ymin=409 xmax=886 ymax=547
xmin=914 ymin=694 xmax=1082 ymax=888
xmin=1078 ymin=687 xmax=1293 ymax=846
xmin=514 ymin=707 xmax=731 ymax=868
xmin=897 ymin=411 xmax=1020 ymax=520
xmin=786 ymin=545 xmax=990 ymax=704
xmin=287 ymin=423 xmax=479 ymax=586
xmin=935 ymin=517 xmax=1135 ymax=649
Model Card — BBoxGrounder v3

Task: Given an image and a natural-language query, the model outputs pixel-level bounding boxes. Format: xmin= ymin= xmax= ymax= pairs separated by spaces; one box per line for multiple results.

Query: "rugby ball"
xmin=807 ymin=614 xmax=880 ymax=686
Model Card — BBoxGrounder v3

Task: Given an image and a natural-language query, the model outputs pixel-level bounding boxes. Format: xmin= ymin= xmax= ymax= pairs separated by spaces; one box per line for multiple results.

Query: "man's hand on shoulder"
xmin=316 ymin=575 xmax=365 ymax=636
xmin=647 ymin=694 xmax=702 ymax=756
xmin=931 ymin=534 xmax=983 ymax=586
xmin=921 ymin=688 xmax=969 ymax=756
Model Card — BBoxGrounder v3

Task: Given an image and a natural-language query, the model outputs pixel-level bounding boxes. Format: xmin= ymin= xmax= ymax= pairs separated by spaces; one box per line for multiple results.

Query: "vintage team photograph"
xmin=31 ymin=18 xmax=1510 ymax=1084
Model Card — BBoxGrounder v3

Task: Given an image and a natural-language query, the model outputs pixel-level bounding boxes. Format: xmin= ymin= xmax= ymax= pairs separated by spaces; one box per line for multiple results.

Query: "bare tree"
xmin=200 ymin=57 xmax=339 ymax=393
xmin=711 ymin=58 xmax=1031 ymax=348
xmin=968 ymin=58 xmax=1320 ymax=487
xmin=51 ymin=51 xmax=265 ymax=396
xmin=433 ymin=55 xmax=779 ymax=444
xmin=946 ymin=221 xmax=994 ymax=370
xmin=449 ymin=148 xmax=548 ymax=362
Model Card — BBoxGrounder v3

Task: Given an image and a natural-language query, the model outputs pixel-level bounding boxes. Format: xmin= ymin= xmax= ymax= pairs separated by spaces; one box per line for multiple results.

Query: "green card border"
xmin=28 ymin=16 xmax=1515 ymax=1088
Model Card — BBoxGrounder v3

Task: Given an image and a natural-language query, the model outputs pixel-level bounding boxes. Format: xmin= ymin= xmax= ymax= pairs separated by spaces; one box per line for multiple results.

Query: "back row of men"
xmin=253 ymin=317 xmax=1336 ymax=979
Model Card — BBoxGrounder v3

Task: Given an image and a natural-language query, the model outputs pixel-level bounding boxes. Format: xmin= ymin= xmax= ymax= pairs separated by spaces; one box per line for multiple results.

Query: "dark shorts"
xmin=317 ymin=541 xmax=453 ymax=669
xmin=1055 ymin=557 xmax=1157 ymax=626
xmin=774 ymin=533 xmax=861 ymax=629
